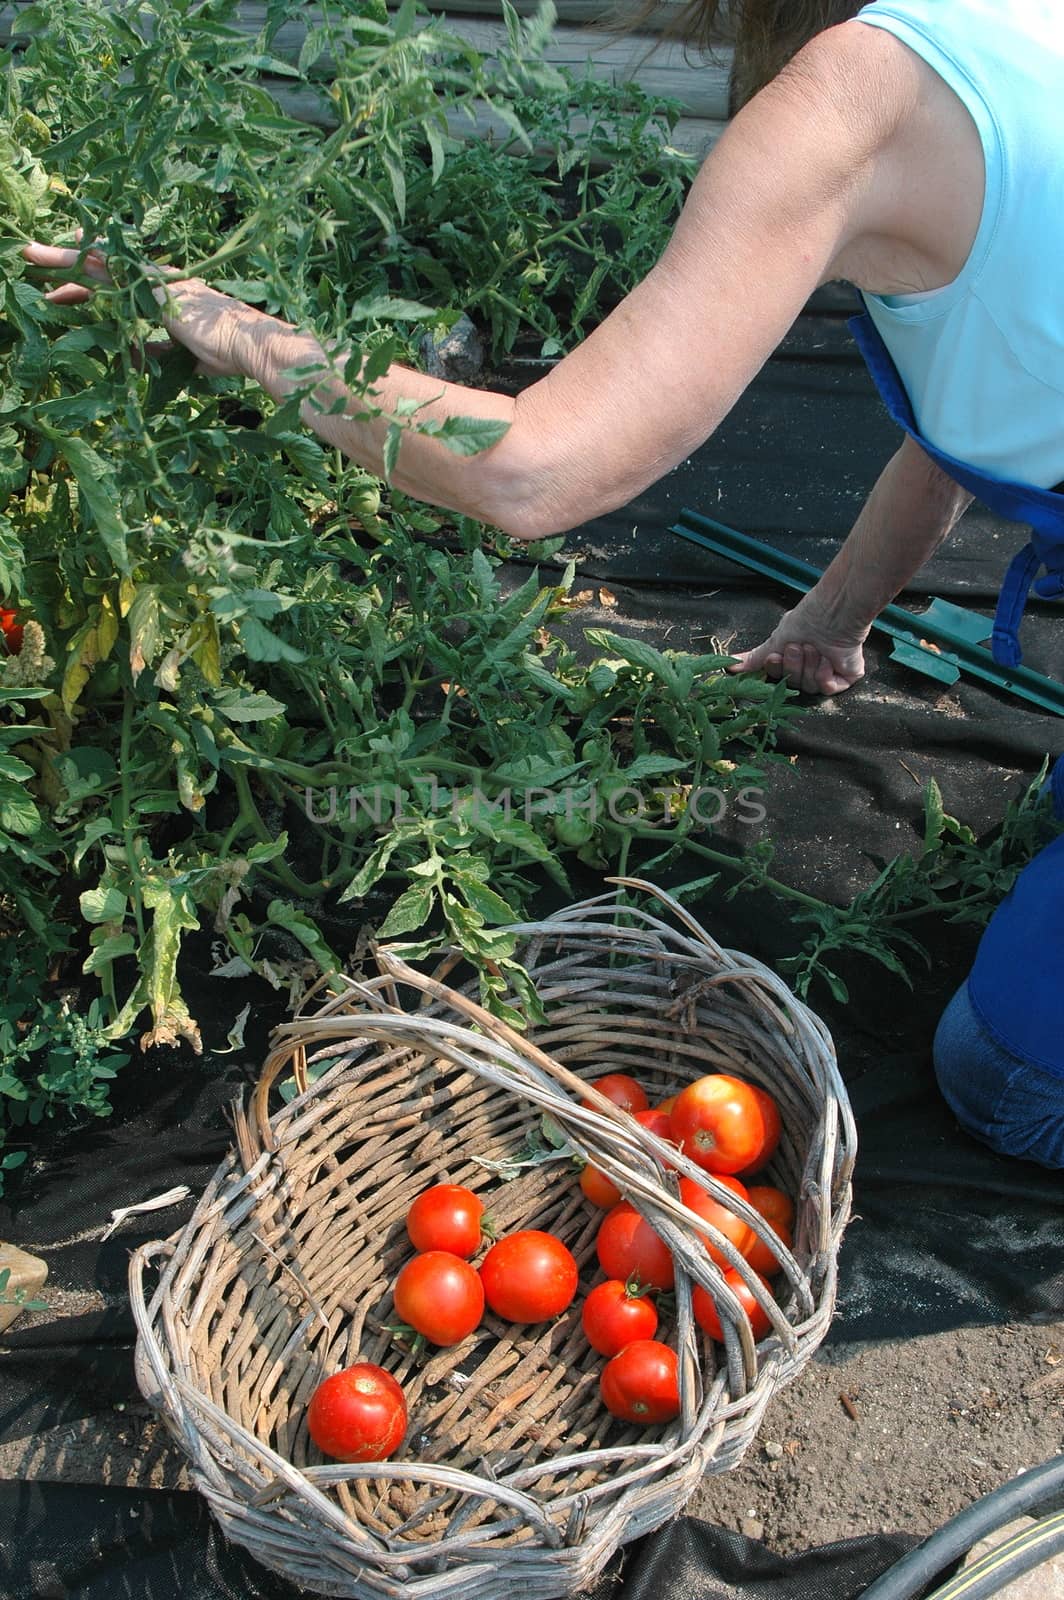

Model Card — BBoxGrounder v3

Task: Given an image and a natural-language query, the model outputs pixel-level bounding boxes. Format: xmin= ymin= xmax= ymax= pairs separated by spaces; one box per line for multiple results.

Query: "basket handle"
xmin=243 ymin=950 xmax=475 ymax=1164
xmin=371 ymin=948 xmax=651 ymax=1120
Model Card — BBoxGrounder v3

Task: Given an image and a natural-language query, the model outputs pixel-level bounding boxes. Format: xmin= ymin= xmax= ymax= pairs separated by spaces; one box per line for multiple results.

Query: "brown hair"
xmin=618 ymin=0 xmax=866 ymax=112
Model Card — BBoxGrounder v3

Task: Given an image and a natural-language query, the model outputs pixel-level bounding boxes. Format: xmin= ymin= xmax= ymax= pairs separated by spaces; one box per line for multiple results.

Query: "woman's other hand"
xmin=728 ymin=596 xmax=868 ymax=695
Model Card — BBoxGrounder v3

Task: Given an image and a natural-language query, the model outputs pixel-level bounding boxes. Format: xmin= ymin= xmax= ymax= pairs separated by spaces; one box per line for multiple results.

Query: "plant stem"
xmin=231 ymin=768 xmax=325 ymax=898
xmin=667 ymin=835 xmax=830 ymax=913
xmin=118 ymin=696 xmax=146 ymax=946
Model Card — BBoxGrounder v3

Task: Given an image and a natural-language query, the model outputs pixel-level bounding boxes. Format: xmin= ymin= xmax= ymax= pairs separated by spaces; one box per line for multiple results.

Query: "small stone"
xmin=764 ymin=1440 xmax=784 ymax=1459
xmin=418 ymin=314 xmax=485 ymax=384
xmin=740 ymin=1517 xmax=765 ymax=1542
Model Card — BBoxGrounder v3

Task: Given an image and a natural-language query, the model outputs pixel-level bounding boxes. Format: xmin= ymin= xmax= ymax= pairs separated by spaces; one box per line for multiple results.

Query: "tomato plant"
xmin=306 ymin=1364 xmax=407 ymax=1462
xmin=580 ymin=1074 xmax=649 ymax=1115
xmin=406 ymin=1184 xmax=486 ymax=1258
xmin=479 ymin=1230 xmax=578 ymax=1323
xmin=744 ymin=1184 xmax=795 ymax=1276
xmin=596 ymin=1201 xmax=675 ymax=1291
xmin=579 ymin=1163 xmax=622 ymax=1210
xmin=692 ymin=1268 xmax=774 ymax=1343
xmin=4 ymin=0 xmax=1042 ymax=1206
xmin=669 ymin=1075 xmax=768 ymax=1175
xmin=393 ymin=1251 xmax=484 ymax=1346
xmin=600 ymin=1340 xmax=680 ymax=1424
xmin=582 ymin=1278 xmax=658 ymax=1356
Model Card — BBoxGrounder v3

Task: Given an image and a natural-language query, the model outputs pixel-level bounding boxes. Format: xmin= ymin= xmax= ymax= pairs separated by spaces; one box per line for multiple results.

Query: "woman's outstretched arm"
xmin=26 ymin=26 xmax=896 ymax=540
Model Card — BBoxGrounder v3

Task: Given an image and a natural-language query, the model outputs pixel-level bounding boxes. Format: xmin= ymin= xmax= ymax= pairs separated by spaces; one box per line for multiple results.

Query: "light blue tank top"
xmin=855 ymin=1 xmax=1064 ymax=490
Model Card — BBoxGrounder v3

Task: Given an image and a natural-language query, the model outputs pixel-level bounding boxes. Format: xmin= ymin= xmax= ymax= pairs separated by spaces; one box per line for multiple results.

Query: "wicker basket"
xmin=130 ymin=878 xmax=856 ymax=1600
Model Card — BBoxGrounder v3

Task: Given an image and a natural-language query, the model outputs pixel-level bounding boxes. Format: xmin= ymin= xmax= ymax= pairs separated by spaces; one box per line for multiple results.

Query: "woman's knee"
xmin=933 ymin=984 xmax=1064 ymax=1170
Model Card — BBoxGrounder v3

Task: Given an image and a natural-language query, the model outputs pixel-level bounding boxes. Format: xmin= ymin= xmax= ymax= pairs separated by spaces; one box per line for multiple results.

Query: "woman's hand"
xmin=150 ymin=278 xmax=267 ymax=379
xmin=22 ymin=233 xmax=269 ymax=380
xmin=728 ymin=594 xmax=869 ymax=695
xmin=21 ymin=235 xmax=112 ymax=303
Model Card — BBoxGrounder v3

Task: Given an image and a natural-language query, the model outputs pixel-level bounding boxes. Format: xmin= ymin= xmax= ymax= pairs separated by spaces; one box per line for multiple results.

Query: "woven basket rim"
xmin=129 ymin=878 xmax=857 ymax=1600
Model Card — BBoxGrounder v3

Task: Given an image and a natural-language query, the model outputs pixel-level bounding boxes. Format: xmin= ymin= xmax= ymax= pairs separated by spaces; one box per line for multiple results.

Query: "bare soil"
xmin=688 ymin=1320 xmax=1064 ymax=1551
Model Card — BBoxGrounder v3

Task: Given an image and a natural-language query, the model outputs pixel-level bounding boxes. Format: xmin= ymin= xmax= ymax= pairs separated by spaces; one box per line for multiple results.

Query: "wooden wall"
xmin=0 ymin=1 xmax=732 ymax=160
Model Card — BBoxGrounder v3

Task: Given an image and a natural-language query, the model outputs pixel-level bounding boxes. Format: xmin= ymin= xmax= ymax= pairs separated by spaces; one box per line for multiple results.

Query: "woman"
xmin=25 ymin=0 xmax=1064 ymax=1164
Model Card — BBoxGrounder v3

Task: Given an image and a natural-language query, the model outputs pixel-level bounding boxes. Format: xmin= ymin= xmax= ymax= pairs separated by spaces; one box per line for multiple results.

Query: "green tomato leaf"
xmin=38 ymin=429 xmax=129 ymax=574
xmin=376 ymin=882 xmax=435 ymax=938
xmin=417 ymin=414 xmax=510 ymax=457
xmin=80 ymin=885 xmax=128 ymax=925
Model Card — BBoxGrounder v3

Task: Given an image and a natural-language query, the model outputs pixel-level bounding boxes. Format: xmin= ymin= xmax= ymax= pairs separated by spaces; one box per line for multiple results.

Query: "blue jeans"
xmin=933 ymin=983 xmax=1064 ymax=1170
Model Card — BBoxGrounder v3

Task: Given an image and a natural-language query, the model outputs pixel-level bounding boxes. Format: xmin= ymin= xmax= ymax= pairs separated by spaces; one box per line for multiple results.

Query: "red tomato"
xmin=596 ymin=1201 xmax=675 ymax=1291
xmin=600 ymin=1340 xmax=680 ymax=1424
xmin=744 ymin=1185 xmax=795 ymax=1276
xmin=580 ymin=1074 xmax=649 ymax=1115
xmin=406 ymin=1184 xmax=485 ymax=1258
xmin=692 ymin=1268 xmax=774 ymax=1343
xmin=679 ymin=1175 xmax=757 ymax=1268
xmin=306 ymin=1364 xmax=407 ymax=1461
xmin=634 ymin=1107 xmax=674 ymax=1142
xmin=0 ymin=608 xmax=23 ymax=654
xmin=579 ymin=1163 xmax=622 ymax=1210
xmin=655 ymin=1095 xmax=677 ymax=1114
xmin=582 ymin=1279 xmax=658 ymax=1356
xmin=393 ymin=1251 xmax=484 ymax=1346
xmin=741 ymin=1086 xmax=783 ymax=1174
xmin=479 ymin=1230 xmax=578 ymax=1323
xmin=669 ymin=1074 xmax=767 ymax=1175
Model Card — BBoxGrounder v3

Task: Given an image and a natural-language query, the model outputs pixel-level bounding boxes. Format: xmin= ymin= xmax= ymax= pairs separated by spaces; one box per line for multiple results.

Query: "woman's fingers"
xmin=22 ymin=240 xmax=111 ymax=279
xmin=729 ymin=631 xmax=865 ymax=695
xmin=22 ymin=236 xmax=113 ymax=305
xmin=41 ymin=282 xmax=95 ymax=305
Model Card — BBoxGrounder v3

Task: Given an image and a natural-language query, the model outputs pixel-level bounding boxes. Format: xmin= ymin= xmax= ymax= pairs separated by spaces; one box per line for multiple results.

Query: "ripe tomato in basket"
xmin=740 ymin=1086 xmax=783 ymax=1175
xmin=633 ymin=1107 xmax=672 ymax=1139
xmin=582 ymin=1278 xmax=658 ymax=1356
xmin=306 ymin=1364 xmax=407 ymax=1461
xmin=393 ymin=1251 xmax=485 ymax=1346
xmin=744 ymin=1184 xmax=795 ymax=1276
xmin=597 ymin=1175 xmax=755 ymax=1290
xmin=596 ymin=1201 xmax=675 ymax=1291
xmin=406 ymin=1184 xmax=486 ymax=1258
xmin=580 ymin=1073 xmax=648 ymax=1115
xmin=692 ymin=1267 xmax=774 ymax=1343
xmin=669 ymin=1074 xmax=770 ymax=1175
xmin=579 ymin=1163 xmax=622 ymax=1210
xmin=479 ymin=1230 xmax=578 ymax=1322
xmin=679 ymin=1175 xmax=757 ymax=1268
xmin=633 ymin=1106 xmax=677 ymax=1152
xmin=600 ymin=1340 xmax=680 ymax=1424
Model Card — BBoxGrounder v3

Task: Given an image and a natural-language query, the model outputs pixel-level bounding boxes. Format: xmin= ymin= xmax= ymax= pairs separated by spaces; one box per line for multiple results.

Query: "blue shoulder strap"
xmin=849 ymin=311 xmax=1064 ymax=667
xmin=1050 ymin=752 xmax=1064 ymax=819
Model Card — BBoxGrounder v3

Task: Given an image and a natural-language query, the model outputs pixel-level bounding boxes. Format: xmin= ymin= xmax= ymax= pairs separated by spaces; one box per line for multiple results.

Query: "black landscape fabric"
xmin=1 ymin=293 xmax=1062 ymax=1594
xmin=0 ymin=1481 xmax=929 ymax=1600
xmin=0 ymin=1480 xmax=934 ymax=1600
